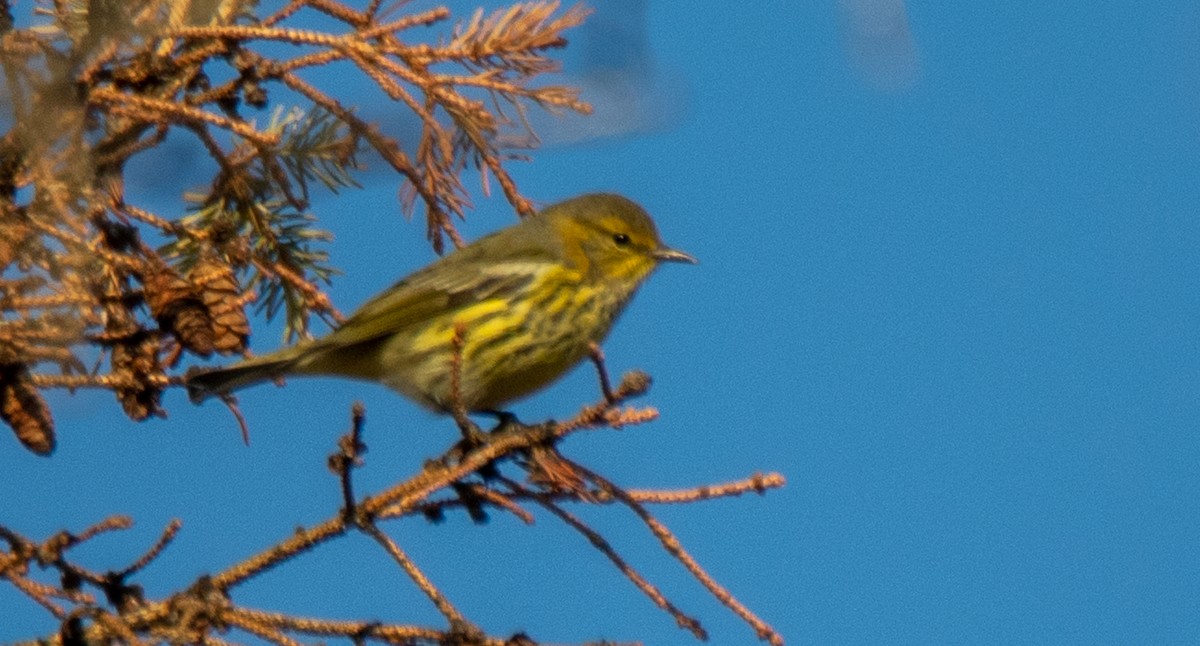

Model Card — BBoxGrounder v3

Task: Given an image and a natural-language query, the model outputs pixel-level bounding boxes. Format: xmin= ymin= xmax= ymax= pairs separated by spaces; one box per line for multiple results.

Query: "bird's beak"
xmin=653 ymin=246 xmax=698 ymax=264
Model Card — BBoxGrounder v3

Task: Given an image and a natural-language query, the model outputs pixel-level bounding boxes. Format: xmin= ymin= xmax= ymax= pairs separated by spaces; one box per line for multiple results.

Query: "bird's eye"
xmin=612 ymin=233 xmax=631 ymax=246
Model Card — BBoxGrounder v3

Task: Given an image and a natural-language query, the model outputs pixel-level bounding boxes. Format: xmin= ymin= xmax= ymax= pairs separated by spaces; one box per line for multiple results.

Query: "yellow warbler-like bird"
xmin=186 ymin=193 xmax=695 ymax=412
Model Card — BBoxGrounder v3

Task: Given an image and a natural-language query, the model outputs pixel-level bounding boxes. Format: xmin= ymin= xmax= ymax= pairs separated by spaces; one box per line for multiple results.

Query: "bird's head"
xmin=546 ymin=193 xmax=696 ymax=287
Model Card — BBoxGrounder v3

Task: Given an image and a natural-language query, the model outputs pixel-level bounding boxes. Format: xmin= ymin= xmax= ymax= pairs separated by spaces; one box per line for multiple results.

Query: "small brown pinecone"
xmin=110 ymin=334 xmax=166 ymax=421
xmin=1 ymin=365 xmax=55 ymax=455
xmin=189 ymin=253 xmax=249 ymax=355
xmin=142 ymin=263 xmax=215 ymax=357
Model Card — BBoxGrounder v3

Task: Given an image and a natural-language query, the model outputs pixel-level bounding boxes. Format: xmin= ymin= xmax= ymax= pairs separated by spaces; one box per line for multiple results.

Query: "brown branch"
xmin=480 ymin=150 xmax=535 ymax=217
xmin=249 ymin=255 xmax=344 ymax=325
xmin=209 ymin=514 xmax=346 ymax=591
xmin=211 ymin=391 xmax=656 ymax=591
xmin=25 ymin=219 xmax=142 ymax=271
xmin=406 ymin=471 xmax=787 ymax=510
xmin=117 ymin=203 xmax=182 ymax=238
xmin=465 ymin=485 xmax=536 ymax=525
xmin=272 ymin=47 xmax=342 ymax=73
xmin=65 ymin=516 xmax=134 ymax=545
xmin=223 ymin=610 xmax=305 ymax=646
xmin=576 ymin=464 xmax=786 ymax=646
xmin=6 ymin=574 xmax=69 ymax=618
xmin=261 ymin=0 xmax=306 ymax=27
xmin=118 ymin=519 xmax=182 ymax=577
xmin=253 ymin=140 xmax=307 ymax=211
xmin=28 ymin=373 xmax=179 ymax=390
xmin=504 ymin=476 xmax=708 ymax=641
xmin=303 ymin=0 xmax=367 ymax=26
xmin=627 ymin=472 xmax=788 ymax=504
xmin=165 ymin=24 xmax=345 ymax=48
xmin=388 ymin=483 xmax=536 ymax=525
xmin=5 ymin=381 xmax=782 ymax=644
xmin=0 ymin=293 xmax=97 ymax=311
xmin=94 ymin=123 xmax=169 ymax=170
xmin=89 ymin=87 xmax=280 ymax=147
xmin=359 ymin=523 xmax=479 ymax=636
xmin=329 ymin=402 xmax=367 ymax=517
xmin=225 ymin=606 xmax=460 ymax=644
xmin=272 ymin=69 xmax=467 ymax=251
xmin=91 ymin=611 xmax=148 ymax=646
xmin=357 ymin=8 xmax=452 ymax=39
xmin=339 ymin=46 xmax=440 ymax=143
xmin=171 ymin=38 xmax=233 ymax=69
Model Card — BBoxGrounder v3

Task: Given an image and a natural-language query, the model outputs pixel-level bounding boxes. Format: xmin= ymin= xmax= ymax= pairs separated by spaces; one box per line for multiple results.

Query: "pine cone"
xmin=142 ymin=263 xmax=215 ymax=357
xmin=1 ymin=365 xmax=55 ymax=455
xmin=110 ymin=334 xmax=165 ymax=421
xmin=189 ymin=253 xmax=249 ymax=355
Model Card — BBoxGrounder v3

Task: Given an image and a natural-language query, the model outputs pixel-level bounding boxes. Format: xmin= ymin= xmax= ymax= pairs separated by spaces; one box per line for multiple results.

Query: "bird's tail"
xmin=186 ymin=349 xmax=303 ymax=403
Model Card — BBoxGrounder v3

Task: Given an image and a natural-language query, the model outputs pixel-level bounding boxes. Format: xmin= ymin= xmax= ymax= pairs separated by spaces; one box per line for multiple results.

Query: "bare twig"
xmin=503 ymin=476 xmax=708 ymax=641
xmin=90 ymin=87 xmax=280 ymax=147
xmin=359 ymin=523 xmax=480 ymax=637
xmin=575 ymin=463 xmax=786 ymax=646
xmin=117 ymin=519 xmax=182 ymax=577
xmin=628 ymin=472 xmax=788 ymax=504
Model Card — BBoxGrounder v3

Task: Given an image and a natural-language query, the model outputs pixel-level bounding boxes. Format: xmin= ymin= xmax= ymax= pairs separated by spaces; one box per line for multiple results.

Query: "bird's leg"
xmin=443 ymin=410 xmax=511 ymax=479
xmin=442 ymin=407 xmax=487 ymax=468
xmin=587 ymin=341 xmax=617 ymax=405
xmin=451 ymin=411 xmax=486 ymax=448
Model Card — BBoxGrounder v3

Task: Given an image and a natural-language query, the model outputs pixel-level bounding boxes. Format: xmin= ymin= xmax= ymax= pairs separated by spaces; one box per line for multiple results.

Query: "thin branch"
xmin=210 ymin=517 xmax=347 ymax=591
xmin=504 ymin=476 xmax=708 ymax=641
xmin=627 ymin=472 xmax=788 ymax=504
xmin=225 ymin=606 xmax=459 ymax=644
xmin=330 ymin=402 xmax=367 ymax=519
xmin=89 ymin=87 xmax=280 ymax=147
xmin=576 ymin=464 xmax=786 ymax=646
xmin=28 ymin=373 xmax=179 ymax=390
xmin=116 ymin=519 xmax=182 ymax=577
xmin=223 ymin=610 xmax=306 ymax=646
xmin=359 ymin=523 xmax=479 ymax=636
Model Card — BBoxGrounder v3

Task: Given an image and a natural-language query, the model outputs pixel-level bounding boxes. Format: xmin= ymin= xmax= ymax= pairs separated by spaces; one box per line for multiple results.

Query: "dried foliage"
xmin=2 ymin=1 xmax=787 ymax=643
xmin=3 ymin=372 xmax=787 ymax=645
xmin=0 ymin=0 xmax=590 ymax=451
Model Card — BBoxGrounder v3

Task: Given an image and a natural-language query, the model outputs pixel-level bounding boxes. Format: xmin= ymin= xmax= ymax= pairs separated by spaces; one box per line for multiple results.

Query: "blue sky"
xmin=5 ymin=2 xmax=1200 ymax=644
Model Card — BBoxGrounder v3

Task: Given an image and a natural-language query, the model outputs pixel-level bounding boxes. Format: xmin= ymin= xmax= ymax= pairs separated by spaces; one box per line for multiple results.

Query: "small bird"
xmin=186 ymin=193 xmax=695 ymax=413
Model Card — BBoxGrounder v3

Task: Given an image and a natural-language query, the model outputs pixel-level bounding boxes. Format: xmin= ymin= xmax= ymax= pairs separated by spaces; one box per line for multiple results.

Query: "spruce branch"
xmin=0 ymin=0 xmax=591 ymax=444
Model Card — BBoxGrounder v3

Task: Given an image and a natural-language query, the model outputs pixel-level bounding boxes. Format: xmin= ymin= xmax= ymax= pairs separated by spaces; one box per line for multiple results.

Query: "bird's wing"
xmin=319 ymin=251 xmax=554 ymax=350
